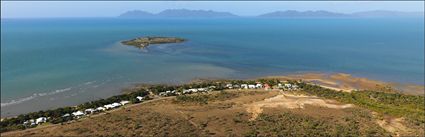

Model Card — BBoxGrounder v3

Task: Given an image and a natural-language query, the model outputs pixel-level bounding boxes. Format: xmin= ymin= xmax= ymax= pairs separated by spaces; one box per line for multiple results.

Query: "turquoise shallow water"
xmin=1 ymin=17 xmax=424 ymax=116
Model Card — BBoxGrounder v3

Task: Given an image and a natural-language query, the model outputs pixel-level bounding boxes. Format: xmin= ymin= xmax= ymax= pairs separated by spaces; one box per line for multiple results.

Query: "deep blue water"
xmin=1 ymin=17 xmax=424 ymax=116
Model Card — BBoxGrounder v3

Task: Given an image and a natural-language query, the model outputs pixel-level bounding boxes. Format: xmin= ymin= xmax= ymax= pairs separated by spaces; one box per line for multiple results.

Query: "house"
xmin=159 ymin=92 xmax=167 ymax=96
xmin=85 ymin=108 xmax=96 ymax=114
xmin=284 ymin=83 xmax=292 ymax=88
xmin=120 ymin=100 xmax=130 ymax=105
xmin=136 ymin=96 xmax=144 ymax=101
xmin=72 ymin=111 xmax=85 ymax=117
xmin=23 ymin=119 xmax=36 ymax=126
xmin=104 ymin=104 xmax=115 ymax=109
xmin=226 ymin=84 xmax=233 ymax=89
xmin=62 ymin=113 xmax=71 ymax=117
xmin=233 ymin=85 xmax=240 ymax=88
xmin=209 ymin=86 xmax=216 ymax=89
xmin=112 ymin=102 xmax=122 ymax=107
xmin=35 ymin=117 xmax=47 ymax=124
xmin=241 ymin=84 xmax=248 ymax=89
xmin=23 ymin=121 xmax=30 ymax=125
xmin=248 ymin=85 xmax=256 ymax=89
xmin=255 ymin=83 xmax=263 ymax=89
xmin=189 ymin=88 xmax=198 ymax=93
xmin=183 ymin=89 xmax=191 ymax=94
xmin=278 ymin=83 xmax=283 ymax=88
xmin=197 ymin=88 xmax=207 ymax=92
xmin=264 ymin=84 xmax=271 ymax=90
xmin=96 ymin=107 xmax=106 ymax=111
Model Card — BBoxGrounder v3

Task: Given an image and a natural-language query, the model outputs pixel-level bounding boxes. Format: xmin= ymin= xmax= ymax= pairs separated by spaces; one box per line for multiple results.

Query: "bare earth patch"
xmin=372 ymin=112 xmax=414 ymax=136
xmin=245 ymin=92 xmax=354 ymax=120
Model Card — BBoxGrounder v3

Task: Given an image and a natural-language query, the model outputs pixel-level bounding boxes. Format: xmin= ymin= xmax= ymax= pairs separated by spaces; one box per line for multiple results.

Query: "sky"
xmin=1 ymin=1 xmax=424 ymax=18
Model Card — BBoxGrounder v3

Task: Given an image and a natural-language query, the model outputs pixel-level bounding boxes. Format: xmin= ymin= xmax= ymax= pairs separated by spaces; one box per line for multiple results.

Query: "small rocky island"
xmin=121 ymin=36 xmax=186 ymax=48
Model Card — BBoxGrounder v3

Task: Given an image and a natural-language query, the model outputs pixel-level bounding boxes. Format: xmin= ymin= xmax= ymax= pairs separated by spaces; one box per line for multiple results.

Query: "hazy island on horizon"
xmin=118 ymin=9 xmax=424 ymax=18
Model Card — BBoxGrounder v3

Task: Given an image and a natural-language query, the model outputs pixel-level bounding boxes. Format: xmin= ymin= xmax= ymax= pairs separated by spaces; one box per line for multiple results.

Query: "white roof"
xmin=72 ymin=111 xmax=85 ymax=116
xmin=62 ymin=113 xmax=70 ymax=117
xmin=120 ymin=100 xmax=130 ymax=105
xmin=96 ymin=107 xmax=106 ymax=110
xmin=36 ymin=117 xmax=46 ymax=121
xmin=85 ymin=108 xmax=95 ymax=111
xmin=136 ymin=96 xmax=144 ymax=100
xmin=104 ymin=104 xmax=114 ymax=108
xmin=35 ymin=117 xmax=47 ymax=124
xmin=112 ymin=102 xmax=122 ymax=107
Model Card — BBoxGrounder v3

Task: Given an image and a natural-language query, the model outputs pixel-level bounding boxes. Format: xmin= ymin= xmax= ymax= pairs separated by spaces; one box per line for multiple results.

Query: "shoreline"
xmin=1 ymin=72 xmax=423 ymax=119
xmin=1 ymin=76 xmax=424 ymax=136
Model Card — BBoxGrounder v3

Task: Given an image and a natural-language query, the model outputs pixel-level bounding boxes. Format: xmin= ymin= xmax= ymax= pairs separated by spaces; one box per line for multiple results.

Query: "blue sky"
xmin=1 ymin=1 xmax=424 ymax=18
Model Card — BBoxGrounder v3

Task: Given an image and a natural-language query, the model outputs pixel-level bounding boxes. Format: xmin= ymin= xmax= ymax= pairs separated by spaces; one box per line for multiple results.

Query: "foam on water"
xmin=1 ymin=87 xmax=72 ymax=107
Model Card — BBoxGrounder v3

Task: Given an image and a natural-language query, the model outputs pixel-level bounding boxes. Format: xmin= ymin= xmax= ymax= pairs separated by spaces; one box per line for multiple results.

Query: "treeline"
xmin=144 ymin=79 xmax=281 ymax=95
xmin=297 ymin=82 xmax=425 ymax=126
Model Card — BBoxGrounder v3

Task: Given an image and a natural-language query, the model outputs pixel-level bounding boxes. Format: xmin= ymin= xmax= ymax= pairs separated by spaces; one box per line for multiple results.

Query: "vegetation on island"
xmin=121 ymin=36 xmax=186 ymax=48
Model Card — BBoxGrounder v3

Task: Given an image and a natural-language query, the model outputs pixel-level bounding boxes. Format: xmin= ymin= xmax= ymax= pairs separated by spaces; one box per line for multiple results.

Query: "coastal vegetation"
xmin=297 ymin=82 xmax=425 ymax=127
xmin=1 ymin=78 xmax=424 ymax=136
xmin=0 ymin=90 xmax=150 ymax=133
xmin=121 ymin=36 xmax=186 ymax=48
xmin=244 ymin=110 xmax=390 ymax=136
xmin=175 ymin=91 xmax=238 ymax=105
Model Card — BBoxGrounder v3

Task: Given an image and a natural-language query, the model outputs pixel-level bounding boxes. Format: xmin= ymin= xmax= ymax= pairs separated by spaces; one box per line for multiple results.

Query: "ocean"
xmin=1 ymin=17 xmax=424 ymax=117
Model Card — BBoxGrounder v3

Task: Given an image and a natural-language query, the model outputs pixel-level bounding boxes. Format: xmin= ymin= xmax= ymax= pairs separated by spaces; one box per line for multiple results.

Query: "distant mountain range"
xmin=119 ymin=9 xmax=237 ymax=18
xmin=258 ymin=10 xmax=348 ymax=17
xmin=119 ymin=9 xmax=424 ymax=18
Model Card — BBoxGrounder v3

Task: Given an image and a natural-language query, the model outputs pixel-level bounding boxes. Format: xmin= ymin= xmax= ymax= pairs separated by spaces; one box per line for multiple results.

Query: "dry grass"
xmin=3 ymin=89 xmax=419 ymax=137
